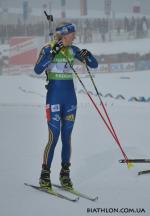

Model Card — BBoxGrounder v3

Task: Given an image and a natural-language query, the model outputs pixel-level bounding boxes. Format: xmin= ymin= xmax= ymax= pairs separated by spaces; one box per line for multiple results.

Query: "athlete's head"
xmin=54 ymin=22 xmax=76 ymax=46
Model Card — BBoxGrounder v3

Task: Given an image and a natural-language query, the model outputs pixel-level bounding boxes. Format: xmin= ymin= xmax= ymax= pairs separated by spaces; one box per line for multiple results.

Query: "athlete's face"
xmin=62 ymin=32 xmax=76 ymax=46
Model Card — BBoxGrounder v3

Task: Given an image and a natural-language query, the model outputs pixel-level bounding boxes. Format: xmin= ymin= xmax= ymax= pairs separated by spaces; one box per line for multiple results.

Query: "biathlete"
xmin=34 ymin=22 xmax=98 ymax=189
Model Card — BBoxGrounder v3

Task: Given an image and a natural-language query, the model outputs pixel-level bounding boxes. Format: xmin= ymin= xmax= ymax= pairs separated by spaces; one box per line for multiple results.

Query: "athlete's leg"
xmin=43 ymin=104 xmax=61 ymax=169
xmin=61 ymin=103 xmax=77 ymax=164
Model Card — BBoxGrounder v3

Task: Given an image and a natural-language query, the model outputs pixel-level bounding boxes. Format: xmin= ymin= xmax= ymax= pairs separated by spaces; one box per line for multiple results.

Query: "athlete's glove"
xmin=78 ymin=49 xmax=91 ymax=61
xmin=51 ymin=40 xmax=64 ymax=55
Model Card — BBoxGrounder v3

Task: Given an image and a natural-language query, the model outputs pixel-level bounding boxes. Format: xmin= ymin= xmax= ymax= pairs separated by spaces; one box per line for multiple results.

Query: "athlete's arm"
xmin=34 ymin=41 xmax=63 ymax=74
xmin=34 ymin=45 xmax=53 ymax=74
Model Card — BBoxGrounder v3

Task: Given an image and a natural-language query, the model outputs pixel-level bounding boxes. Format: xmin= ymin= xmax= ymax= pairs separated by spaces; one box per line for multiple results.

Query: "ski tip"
xmin=127 ymin=162 xmax=134 ymax=170
xmin=75 ymin=197 xmax=80 ymax=202
xmin=138 ymin=171 xmax=145 ymax=176
xmin=138 ymin=170 xmax=150 ymax=176
xmin=94 ymin=196 xmax=99 ymax=201
xmin=119 ymin=159 xmax=123 ymax=163
xmin=90 ymin=196 xmax=99 ymax=202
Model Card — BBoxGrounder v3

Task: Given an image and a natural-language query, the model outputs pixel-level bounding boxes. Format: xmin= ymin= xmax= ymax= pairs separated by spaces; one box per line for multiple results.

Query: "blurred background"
xmin=0 ymin=0 xmax=150 ymax=75
xmin=0 ymin=0 xmax=150 ymax=40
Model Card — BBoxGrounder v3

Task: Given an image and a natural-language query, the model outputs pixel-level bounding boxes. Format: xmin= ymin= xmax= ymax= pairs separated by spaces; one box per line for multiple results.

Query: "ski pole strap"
xmin=47 ymin=72 xmax=73 ymax=80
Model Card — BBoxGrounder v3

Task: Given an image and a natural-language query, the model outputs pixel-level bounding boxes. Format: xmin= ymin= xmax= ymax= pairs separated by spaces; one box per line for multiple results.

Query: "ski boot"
xmin=39 ymin=164 xmax=52 ymax=189
xmin=59 ymin=163 xmax=73 ymax=189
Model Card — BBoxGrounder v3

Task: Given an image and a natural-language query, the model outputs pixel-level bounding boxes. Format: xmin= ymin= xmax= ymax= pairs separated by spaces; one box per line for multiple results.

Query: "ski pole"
xmin=84 ymin=62 xmax=118 ymax=138
xmin=83 ymin=62 xmax=132 ymax=167
xmin=44 ymin=10 xmax=54 ymax=40
xmin=84 ymin=64 xmax=121 ymax=145
xmin=44 ymin=11 xmax=54 ymax=83
xmin=61 ymin=51 xmax=132 ymax=168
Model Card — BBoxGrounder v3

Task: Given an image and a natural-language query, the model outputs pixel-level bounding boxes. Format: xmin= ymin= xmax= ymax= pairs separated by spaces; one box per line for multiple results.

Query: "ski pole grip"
xmin=44 ymin=11 xmax=53 ymax=21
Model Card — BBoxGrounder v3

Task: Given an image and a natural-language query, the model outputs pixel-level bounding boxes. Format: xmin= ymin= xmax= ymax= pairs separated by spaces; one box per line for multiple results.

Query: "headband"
xmin=56 ymin=23 xmax=76 ymax=36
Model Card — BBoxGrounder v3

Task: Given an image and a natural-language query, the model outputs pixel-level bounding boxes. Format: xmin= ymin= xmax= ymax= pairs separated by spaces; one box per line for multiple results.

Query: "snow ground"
xmin=0 ymin=70 xmax=150 ymax=216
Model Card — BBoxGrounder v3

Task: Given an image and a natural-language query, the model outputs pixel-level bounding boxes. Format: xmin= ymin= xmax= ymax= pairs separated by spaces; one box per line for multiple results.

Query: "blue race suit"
xmin=34 ymin=41 xmax=98 ymax=169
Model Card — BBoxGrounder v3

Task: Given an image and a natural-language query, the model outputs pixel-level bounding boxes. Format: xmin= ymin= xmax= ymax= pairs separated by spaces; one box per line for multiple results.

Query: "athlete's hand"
xmin=78 ymin=49 xmax=91 ymax=60
xmin=51 ymin=40 xmax=64 ymax=55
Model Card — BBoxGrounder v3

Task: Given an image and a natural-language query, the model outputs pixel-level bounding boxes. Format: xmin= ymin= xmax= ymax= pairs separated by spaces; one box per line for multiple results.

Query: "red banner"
xmin=9 ymin=37 xmax=38 ymax=65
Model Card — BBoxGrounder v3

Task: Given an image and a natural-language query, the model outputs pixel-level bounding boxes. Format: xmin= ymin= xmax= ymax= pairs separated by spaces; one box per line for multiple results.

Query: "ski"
xmin=52 ymin=183 xmax=98 ymax=202
xmin=138 ymin=170 xmax=150 ymax=175
xmin=24 ymin=183 xmax=79 ymax=202
xmin=119 ymin=159 xmax=150 ymax=163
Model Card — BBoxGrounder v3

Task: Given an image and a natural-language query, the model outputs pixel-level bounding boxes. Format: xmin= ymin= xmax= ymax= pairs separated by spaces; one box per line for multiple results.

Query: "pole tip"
xmin=127 ymin=162 xmax=134 ymax=169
